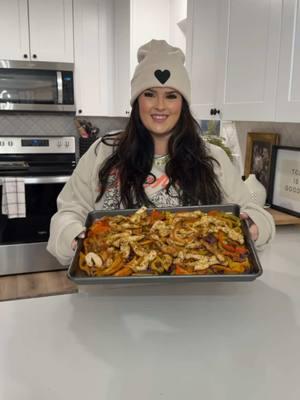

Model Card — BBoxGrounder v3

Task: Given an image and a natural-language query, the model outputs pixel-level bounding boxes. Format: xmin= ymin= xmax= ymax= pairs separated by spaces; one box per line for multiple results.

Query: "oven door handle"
xmin=0 ymin=176 xmax=70 ymax=185
xmin=23 ymin=176 xmax=70 ymax=185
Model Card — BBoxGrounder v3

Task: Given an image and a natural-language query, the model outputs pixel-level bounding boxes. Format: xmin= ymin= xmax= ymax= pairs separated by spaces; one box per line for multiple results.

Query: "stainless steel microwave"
xmin=0 ymin=60 xmax=75 ymax=112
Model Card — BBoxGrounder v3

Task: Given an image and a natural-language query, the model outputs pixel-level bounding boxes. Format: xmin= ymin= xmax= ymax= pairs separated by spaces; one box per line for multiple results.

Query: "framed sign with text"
xmin=269 ymin=146 xmax=300 ymax=217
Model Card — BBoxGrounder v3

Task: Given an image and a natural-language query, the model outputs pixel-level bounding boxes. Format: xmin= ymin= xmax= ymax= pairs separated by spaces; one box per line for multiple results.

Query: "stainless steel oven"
xmin=0 ymin=60 xmax=75 ymax=112
xmin=0 ymin=136 xmax=76 ymax=276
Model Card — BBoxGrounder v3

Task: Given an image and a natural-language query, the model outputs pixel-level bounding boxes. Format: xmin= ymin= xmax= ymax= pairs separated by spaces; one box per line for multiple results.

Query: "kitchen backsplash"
xmin=234 ymin=121 xmax=300 ymax=169
xmin=0 ymin=113 xmax=128 ymax=137
xmin=0 ymin=113 xmax=299 ymax=170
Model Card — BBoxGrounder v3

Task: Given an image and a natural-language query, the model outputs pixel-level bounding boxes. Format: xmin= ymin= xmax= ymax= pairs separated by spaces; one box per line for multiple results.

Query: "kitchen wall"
xmin=130 ymin=0 xmax=186 ymax=77
xmin=220 ymin=120 xmax=300 ymax=175
xmin=234 ymin=121 xmax=300 ymax=172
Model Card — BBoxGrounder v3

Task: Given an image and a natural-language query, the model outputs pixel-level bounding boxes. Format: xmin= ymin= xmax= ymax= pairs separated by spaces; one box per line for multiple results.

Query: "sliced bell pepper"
xmin=150 ymin=209 xmax=163 ymax=222
xmin=235 ymin=246 xmax=248 ymax=255
xmin=208 ymin=210 xmax=219 ymax=216
xmin=175 ymin=265 xmax=190 ymax=275
xmin=217 ymin=230 xmax=248 ymax=255
xmin=90 ymin=219 xmax=110 ymax=234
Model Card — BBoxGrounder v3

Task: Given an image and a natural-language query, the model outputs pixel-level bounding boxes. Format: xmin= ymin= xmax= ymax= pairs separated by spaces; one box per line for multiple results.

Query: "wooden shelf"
xmin=266 ymin=208 xmax=300 ymax=225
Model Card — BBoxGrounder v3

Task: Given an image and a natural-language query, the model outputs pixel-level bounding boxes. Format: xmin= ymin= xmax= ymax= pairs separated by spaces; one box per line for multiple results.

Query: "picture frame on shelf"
xmin=244 ymin=132 xmax=280 ymax=198
xmin=269 ymin=146 xmax=300 ymax=217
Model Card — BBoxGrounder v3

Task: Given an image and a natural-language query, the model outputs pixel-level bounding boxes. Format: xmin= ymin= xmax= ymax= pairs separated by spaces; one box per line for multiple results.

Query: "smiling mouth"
xmin=151 ymin=114 xmax=168 ymax=122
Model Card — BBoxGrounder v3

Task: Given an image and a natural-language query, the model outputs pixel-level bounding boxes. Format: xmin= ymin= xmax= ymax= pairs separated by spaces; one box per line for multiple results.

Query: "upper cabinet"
xmin=0 ymin=0 xmax=29 ymax=61
xmin=276 ymin=0 xmax=300 ymax=122
xmin=27 ymin=0 xmax=74 ymax=62
xmin=185 ymin=0 xmax=221 ymax=120
xmin=186 ymin=0 xmax=282 ymax=122
xmin=0 ymin=0 xmax=74 ymax=62
xmin=5 ymin=0 xmax=297 ymax=122
xmin=73 ymin=0 xmax=130 ymax=117
xmin=217 ymin=0 xmax=281 ymax=122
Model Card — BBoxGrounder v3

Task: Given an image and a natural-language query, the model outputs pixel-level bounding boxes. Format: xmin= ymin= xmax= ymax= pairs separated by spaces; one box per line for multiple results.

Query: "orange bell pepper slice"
xmin=90 ymin=219 xmax=110 ymax=234
xmin=150 ymin=209 xmax=163 ymax=222
xmin=235 ymin=246 xmax=248 ymax=255
xmin=175 ymin=265 xmax=190 ymax=275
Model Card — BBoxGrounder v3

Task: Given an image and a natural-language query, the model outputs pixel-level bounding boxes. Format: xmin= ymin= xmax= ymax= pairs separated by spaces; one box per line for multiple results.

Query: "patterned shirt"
xmin=100 ymin=155 xmax=181 ymax=209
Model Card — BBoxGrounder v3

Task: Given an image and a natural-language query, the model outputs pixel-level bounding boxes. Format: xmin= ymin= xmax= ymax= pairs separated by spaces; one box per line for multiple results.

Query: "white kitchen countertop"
xmin=1 ymin=225 xmax=300 ymax=400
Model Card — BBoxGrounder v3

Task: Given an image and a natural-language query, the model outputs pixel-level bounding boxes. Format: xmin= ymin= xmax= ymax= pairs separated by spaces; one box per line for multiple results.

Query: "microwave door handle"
xmin=57 ymin=71 xmax=63 ymax=104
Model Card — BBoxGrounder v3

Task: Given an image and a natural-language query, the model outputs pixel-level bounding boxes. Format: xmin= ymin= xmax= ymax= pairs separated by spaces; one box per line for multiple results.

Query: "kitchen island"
xmin=1 ymin=225 xmax=299 ymax=400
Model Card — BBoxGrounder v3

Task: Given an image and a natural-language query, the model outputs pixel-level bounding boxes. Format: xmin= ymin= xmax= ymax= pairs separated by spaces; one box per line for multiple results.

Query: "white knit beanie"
xmin=130 ymin=39 xmax=191 ymax=105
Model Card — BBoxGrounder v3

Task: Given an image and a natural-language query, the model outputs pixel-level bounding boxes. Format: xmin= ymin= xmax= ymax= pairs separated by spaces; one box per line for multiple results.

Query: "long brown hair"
xmin=96 ymin=98 xmax=223 ymax=208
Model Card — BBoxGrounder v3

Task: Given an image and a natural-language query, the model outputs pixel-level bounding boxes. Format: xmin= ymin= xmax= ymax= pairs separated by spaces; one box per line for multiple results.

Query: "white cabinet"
xmin=0 ymin=0 xmax=29 ymax=61
xmin=0 ymin=0 xmax=74 ymax=62
xmin=73 ymin=0 xmax=130 ymax=117
xmin=217 ymin=0 xmax=281 ymax=122
xmin=276 ymin=0 xmax=300 ymax=122
xmin=27 ymin=0 xmax=74 ymax=62
xmin=187 ymin=0 xmax=282 ymax=122
xmin=113 ymin=0 xmax=131 ymax=116
xmin=186 ymin=0 xmax=221 ymax=120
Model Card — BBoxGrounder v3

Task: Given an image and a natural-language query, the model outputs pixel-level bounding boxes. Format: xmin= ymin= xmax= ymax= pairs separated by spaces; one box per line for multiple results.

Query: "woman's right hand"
xmin=240 ymin=212 xmax=259 ymax=242
xmin=71 ymin=231 xmax=86 ymax=251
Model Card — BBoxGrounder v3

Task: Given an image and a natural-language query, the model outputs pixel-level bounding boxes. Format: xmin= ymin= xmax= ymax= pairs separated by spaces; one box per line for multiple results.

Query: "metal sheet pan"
xmin=68 ymin=204 xmax=263 ymax=284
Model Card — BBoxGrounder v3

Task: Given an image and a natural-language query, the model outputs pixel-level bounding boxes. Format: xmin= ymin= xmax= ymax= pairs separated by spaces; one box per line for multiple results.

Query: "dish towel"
xmin=1 ymin=177 xmax=26 ymax=218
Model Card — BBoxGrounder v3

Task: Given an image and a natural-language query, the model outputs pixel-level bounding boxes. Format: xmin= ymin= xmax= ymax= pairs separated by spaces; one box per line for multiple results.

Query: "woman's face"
xmin=138 ymin=87 xmax=183 ymax=139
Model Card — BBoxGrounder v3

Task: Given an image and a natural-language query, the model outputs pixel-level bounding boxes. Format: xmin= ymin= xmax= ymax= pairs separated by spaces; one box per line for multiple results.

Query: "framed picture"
xmin=269 ymin=146 xmax=300 ymax=217
xmin=244 ymin=132 xmax=280 ymax=196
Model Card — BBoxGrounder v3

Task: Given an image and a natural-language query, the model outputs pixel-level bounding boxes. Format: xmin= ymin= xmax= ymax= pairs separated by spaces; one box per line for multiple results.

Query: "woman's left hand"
xmin=240 ymin=212 xmax=259 ymax=241
xmin=71 ymin=231 xmax=86 ymax=251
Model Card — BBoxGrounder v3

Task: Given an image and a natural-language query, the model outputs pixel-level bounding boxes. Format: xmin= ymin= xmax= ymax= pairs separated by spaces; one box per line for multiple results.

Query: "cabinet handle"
xmin=78 ymin=109 xmax=82 ymax=114
xmin=23 ymin=54 xmax=28 ymax=59
xmin=32 ymin=54 xmax=37 ymax=59
xmin=210 ymin=108 xmax=220 ymax=116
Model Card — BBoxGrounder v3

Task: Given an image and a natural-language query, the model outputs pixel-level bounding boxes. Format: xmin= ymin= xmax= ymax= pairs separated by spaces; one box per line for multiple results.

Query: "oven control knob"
xmin=65 ymin=141 xmax=69 ymax=147
xmin=57 ymin=141 xmax=62 ymax=147
xmin=8 ymin=141 xmax=13 ymax=146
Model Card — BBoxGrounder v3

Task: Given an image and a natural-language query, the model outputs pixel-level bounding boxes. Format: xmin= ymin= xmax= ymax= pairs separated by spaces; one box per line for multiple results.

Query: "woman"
xmin=47 ymin=40 xmax=275 ymax=265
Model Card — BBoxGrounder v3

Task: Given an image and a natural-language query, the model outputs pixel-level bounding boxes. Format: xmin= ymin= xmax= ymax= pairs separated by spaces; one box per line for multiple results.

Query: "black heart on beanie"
xmin=154 ymin=69 xmax=171 ymax=84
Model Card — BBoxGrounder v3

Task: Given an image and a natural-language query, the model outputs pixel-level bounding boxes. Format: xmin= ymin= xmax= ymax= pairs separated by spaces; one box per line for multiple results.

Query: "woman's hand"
xmin=71 ymin=231 xmax=86 ymax=251
xmin=240 ymin=212 xmax=259 ymax=242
